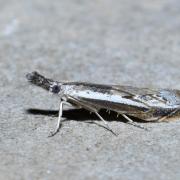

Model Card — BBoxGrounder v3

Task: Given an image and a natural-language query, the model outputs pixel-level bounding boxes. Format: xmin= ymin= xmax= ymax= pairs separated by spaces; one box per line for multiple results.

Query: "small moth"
xmin=26 ymin=71 xmax=180 ymax=136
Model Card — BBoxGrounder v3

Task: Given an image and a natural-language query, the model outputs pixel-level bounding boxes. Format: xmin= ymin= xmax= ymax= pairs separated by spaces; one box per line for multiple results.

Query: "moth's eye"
xmin=51 ymin=85 xmax=60 ymax=94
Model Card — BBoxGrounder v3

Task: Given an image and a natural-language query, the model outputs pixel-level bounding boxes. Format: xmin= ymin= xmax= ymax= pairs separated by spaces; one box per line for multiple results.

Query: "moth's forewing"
xmin=64 ymin=83 xmax=151 ymax=119
xmin=64 ymin=83 xmax=180 ymax=121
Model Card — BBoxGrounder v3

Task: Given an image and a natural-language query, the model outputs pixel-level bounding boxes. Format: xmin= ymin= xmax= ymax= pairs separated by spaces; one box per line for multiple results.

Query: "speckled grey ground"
xmin=0 ymin=0 xmax=180 ymax=180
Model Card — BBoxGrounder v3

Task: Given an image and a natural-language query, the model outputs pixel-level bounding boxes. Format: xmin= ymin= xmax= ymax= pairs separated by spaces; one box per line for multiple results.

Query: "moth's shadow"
xmin=26 ymin=108 xmax=145 ymax=123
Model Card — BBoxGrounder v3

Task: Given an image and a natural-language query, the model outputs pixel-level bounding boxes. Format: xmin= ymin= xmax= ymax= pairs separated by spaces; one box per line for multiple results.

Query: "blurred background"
xmin=0 ymin=0 xmax=180 ymax=180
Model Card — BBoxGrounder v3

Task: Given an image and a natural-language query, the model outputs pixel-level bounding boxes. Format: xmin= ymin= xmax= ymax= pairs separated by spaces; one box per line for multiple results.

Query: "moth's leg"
xmin=121 ymin=114 xmax=148 ymax=130
xmin=67 ymin=96 xmax=116 ymax=135
xmin=94 ymin=111 xmax=113 ymax=133
xmin=48 ymin=100 xmax=70 ymax=137
xmin=91 ymin=110 xmax=117 ymax=135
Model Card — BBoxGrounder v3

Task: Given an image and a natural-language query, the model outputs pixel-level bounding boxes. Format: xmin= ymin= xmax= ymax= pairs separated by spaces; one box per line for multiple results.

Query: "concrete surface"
xmin=0 ymin=0 xmax=180 ymax=180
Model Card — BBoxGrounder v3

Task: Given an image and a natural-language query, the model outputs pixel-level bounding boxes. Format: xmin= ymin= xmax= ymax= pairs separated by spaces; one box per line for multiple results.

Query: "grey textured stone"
xmin=0 ymin=0 xmax=180 ymax=180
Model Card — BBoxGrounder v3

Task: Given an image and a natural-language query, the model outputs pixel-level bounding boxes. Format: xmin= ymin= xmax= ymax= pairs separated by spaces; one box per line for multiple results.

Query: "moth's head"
xmin=49 ymin=82 xmax=61 ymax=94
xmin=26 ymin=71 xmax=62 ymax=94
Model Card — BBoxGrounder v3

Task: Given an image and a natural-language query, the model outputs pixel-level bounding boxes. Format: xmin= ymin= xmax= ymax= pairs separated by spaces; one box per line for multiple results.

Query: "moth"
xmin=26 ymin=71 xmax=180 ymax=136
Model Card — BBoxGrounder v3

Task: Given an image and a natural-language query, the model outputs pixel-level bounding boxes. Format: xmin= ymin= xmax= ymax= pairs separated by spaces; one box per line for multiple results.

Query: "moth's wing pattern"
xmin=66 ymin=83 xmax=180 ymax=121
xmin=112 ymin=85 xmax=168 ymax=107
xmin=65 ymin=85 xmax=155 ymax=120
xmin=112 ymin=85 xmax=157 ymax=96
xmin=111 ymin=86 xmax=179 ymax=121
